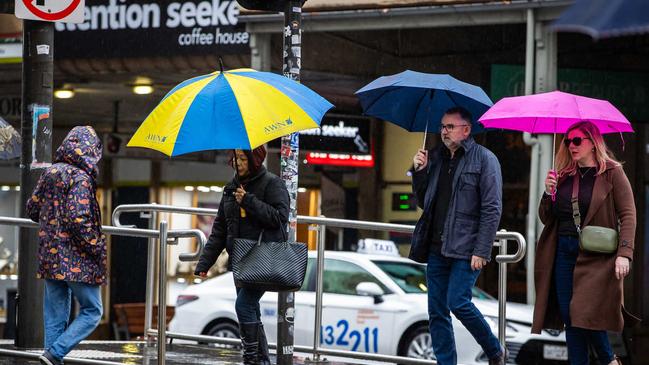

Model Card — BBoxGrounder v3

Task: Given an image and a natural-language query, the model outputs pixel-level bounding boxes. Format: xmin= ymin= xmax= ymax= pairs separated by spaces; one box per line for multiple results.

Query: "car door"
xmin=319 ymin=258 xmax=397 ymax=355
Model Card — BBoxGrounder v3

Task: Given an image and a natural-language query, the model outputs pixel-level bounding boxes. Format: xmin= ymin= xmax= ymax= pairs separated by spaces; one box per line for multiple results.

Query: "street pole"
xmin=277 ymin=1 xmax=302 ymax=364
xmin=16 ymin=19 xmax=54 ymax=348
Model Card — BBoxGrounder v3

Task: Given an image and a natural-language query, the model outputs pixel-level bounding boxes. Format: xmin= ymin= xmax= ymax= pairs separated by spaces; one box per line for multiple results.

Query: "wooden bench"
xmin=112 ymin=303 xmax=175 ymax=340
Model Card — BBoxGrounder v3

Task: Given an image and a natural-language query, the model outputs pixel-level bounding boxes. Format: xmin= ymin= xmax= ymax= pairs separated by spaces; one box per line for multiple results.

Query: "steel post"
xmin=277 ymin=1 xmax=303 ymax=363
xmin=144 ymin=211 xmax=157 ymax=345
xmin=17 ymin=19 xmax=54 ymax=348
xmin=157 ymin=221 xmax=169 ymax=364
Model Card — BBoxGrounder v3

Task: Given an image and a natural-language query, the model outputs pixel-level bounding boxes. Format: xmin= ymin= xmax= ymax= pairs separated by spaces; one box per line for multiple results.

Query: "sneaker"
xmin=39 ymin=351 xmax=62 ymax=365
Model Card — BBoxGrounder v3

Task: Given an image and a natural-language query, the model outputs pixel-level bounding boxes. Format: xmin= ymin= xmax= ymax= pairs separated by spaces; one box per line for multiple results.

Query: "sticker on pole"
xmin=15 ymin=0 xmax=85 ymax=23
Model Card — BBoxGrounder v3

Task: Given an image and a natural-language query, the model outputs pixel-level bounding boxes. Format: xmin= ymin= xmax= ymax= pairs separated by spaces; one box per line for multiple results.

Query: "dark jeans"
xmin=235 ymin=286 xmax=266 ymax=324
xmin=427 ymin=252 xmax=501 ymax=365
xmin=555 ymin=235 xmax=614 ymax=365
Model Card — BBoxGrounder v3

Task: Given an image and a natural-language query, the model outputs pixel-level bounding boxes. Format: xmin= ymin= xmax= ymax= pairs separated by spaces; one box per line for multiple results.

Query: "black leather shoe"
xmin=488 ymin=346 xmax=508 ymax=365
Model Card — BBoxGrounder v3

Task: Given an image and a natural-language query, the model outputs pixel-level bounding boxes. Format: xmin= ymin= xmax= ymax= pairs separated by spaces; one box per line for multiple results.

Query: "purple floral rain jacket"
xmin=26 ymin=126 xmax=107 ymax=285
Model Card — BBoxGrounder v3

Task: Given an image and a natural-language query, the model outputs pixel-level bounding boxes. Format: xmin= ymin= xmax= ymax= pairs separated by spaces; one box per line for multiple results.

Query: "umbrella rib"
xmin=361 ymin=86 xmax=405 ymax=117
xmin=412 ymin=88 xmax=433 ymax=131
xmin=444 ymin=89 xmax=461 ymax=107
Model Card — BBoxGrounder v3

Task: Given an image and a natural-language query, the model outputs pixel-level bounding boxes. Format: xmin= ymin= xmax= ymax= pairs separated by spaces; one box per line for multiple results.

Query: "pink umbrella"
xmin=478 ymin=91 xmax=633 ymax=134
xmin=479 ymin=90 xmax=633 ymax=162
xmin=478 ymin=90 xmax=634 ymax=199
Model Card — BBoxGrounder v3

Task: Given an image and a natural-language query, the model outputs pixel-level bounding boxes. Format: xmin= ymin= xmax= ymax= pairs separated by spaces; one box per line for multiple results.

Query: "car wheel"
xmin=203 ymin=320 xmax=240 ymax=348
xmin=398 ymin=324 xmax=435 ymax=360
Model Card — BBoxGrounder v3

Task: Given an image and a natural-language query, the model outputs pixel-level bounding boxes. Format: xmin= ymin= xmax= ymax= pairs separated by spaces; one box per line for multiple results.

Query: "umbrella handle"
xmin=422 ymin=123 xmax=428 ymax=150
xmin=552 ymin=132 xmax=556 ymax=172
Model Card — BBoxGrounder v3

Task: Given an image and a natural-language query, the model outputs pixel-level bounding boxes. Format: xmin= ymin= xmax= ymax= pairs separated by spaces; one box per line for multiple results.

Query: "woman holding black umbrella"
xmin=195 ymin=146 xmax=289 ymax=365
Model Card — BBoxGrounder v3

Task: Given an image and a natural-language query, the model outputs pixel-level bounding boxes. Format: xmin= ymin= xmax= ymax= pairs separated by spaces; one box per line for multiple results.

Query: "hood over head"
xmin=54 ymin=126 xmax=102 ymax=178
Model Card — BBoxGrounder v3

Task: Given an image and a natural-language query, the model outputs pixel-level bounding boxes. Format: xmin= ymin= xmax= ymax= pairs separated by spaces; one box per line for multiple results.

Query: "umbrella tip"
xmin=218 ymin=57 xmax=224 ymax=74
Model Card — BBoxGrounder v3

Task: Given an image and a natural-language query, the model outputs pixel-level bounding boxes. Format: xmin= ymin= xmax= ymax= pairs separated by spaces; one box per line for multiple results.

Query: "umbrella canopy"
xmin=128 ymin=68 xmax=333 ymax=156
xmin=551 ymin=0 xmax=649 ymax=39
xmin=355 ymin=70 xmax=493 ymax=134
xmin=0 ymin=117 xmax=21 ymax=160
xmin=478 ymin=91 xmax=634 ymax=134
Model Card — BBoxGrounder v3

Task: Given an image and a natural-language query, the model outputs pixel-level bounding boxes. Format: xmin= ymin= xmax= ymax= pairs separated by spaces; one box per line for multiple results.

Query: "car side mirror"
xmin=355 ymin=282 xmax=384 ymax=304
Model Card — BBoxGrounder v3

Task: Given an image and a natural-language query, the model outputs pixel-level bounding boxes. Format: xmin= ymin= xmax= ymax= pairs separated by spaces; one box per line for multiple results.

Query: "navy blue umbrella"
xmin=355 ymin=70 xmax=493 ymax=147
xmin=551 ymin=0 xmax=649 ymax=39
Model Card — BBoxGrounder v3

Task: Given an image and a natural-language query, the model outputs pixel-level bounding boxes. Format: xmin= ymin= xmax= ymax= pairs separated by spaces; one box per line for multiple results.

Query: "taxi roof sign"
xmin=15 ymin=0 xmax=85 ymax=23
xmin=357 ymin=238 xmax=400 ymax=257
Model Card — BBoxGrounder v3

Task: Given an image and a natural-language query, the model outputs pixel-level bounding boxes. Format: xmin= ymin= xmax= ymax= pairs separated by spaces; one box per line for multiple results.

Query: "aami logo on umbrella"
xmin=145 ymin=134 xmax=167 ymax=143
xmin=264 ymin=117 xmax=293 ymax=134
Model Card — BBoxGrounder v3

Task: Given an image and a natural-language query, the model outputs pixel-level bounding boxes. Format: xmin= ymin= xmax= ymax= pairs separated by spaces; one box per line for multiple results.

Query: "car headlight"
xmin=484 ymin=316 xmax=519 ymax=335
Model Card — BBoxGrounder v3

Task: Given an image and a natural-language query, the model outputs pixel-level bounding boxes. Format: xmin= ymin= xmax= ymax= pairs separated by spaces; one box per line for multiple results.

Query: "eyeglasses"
xmin=440 ymin=123 xmax=470 ymax=132
xmin=563 ymin=137 xmax=591 ymax=147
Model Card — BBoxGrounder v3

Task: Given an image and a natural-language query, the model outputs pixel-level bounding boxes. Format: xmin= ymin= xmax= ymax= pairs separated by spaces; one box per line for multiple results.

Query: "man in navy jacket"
xmin=410 ymin=107 xmax=505 ymax=365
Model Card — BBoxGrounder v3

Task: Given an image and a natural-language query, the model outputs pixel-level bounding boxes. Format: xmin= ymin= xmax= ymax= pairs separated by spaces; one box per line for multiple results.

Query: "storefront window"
xmin=0 ymin=187 xmax=20 ymax=319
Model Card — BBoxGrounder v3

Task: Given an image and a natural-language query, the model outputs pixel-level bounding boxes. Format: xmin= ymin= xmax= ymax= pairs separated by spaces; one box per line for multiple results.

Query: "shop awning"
xmin=551 ymin=0 xmax=649 ymax=39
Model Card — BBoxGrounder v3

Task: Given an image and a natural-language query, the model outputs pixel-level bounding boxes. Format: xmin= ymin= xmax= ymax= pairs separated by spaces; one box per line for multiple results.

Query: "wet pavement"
xmin=0 ymin=340 xmax=376 ymax=365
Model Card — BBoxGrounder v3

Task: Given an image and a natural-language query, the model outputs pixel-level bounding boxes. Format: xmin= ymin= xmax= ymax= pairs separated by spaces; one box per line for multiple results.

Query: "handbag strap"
xmin=571 ymin=173 xmax=582 ymax=233
xmin=257 ymin=230 xmax=264 ymax=246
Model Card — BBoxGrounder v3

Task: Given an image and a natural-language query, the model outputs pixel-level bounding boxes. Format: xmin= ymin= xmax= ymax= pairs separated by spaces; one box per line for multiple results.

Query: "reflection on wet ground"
xmin=0 ymin=341 xmax=246 ymax=364
xmin=0 ymin=340 xmax=369 ymax=364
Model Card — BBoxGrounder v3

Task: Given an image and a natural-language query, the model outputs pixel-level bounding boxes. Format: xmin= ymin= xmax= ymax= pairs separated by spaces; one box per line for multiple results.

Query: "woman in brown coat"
xmin=533 ymin=121 xmax=638 ymax=365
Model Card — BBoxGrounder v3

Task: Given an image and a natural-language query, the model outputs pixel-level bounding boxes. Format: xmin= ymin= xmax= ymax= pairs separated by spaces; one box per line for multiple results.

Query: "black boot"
xmin=258 ymin=323 xmax=271 ymax=365
xmin=239 ymin=322 xmax=260 ymax=365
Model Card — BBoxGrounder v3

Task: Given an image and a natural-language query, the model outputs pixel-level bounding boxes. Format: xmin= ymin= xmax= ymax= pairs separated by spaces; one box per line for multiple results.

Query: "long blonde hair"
xmin=555 ymin=121 xmax=620 ymax=178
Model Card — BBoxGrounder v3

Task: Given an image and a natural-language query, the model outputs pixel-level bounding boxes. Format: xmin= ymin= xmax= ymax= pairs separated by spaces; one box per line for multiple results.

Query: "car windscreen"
xmin=373 ymin=261 xmax=427 ymax=294
xmin=373 ymin=260 xmax=497 ymax=300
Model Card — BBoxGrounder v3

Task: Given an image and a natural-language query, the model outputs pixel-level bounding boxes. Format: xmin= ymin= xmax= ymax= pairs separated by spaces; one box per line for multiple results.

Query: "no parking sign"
xmin=15 ymin=0 xmax=85 ymax=23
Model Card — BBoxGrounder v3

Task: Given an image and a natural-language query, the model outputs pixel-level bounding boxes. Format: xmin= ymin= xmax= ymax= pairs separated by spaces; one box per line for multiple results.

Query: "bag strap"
xmin=571 ymin=173 xmax=581 ymax=233
xmin=257 ymin=230 xmax=264 ymax=246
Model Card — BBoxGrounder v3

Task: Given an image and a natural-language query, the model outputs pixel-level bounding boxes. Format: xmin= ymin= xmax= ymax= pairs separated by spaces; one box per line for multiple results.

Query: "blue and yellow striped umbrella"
xmin=128 ymin=68 xmax=333 ymax=156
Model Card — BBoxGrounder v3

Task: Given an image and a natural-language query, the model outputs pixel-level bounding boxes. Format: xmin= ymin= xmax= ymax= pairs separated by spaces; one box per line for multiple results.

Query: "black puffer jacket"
xmin=195 ymin=167 xmax=289 ymax=273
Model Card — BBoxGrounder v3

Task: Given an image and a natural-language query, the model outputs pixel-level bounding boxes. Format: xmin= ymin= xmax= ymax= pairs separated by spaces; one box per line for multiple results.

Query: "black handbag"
xmin=231 ymin=231 xmax=308 ymax=292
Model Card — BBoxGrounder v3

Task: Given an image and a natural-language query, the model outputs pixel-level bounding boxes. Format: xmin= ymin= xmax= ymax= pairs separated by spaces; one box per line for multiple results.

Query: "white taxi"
xmin=169 ymin=251 xmax=570 ymax=364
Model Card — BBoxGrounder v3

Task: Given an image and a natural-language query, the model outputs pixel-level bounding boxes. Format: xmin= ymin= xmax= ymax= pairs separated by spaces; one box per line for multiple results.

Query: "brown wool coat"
xmin=532 ymin=162 xmax=641 ymax=334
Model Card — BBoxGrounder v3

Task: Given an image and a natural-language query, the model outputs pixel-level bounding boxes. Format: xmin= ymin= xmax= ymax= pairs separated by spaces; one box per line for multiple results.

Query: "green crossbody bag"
xmin=571 ymin=173 xmax=618 ymax=254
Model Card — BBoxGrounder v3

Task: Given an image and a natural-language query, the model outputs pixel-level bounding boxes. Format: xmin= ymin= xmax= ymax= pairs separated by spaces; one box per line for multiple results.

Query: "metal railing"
xmin=112 ymin=203 xmax=526 ymax=365
xmin=0 ymin=215 xmax=206 ymax=365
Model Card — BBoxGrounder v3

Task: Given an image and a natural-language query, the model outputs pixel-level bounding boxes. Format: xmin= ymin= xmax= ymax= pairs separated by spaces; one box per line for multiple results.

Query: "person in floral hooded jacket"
xmin=27 ymin=126 xmax=105 ymax=365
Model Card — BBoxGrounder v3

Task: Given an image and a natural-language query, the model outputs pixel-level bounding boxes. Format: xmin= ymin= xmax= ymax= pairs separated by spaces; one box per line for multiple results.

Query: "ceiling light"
xmin=133 ymin=85 xmax=154 ymax=95
xmin=54 ymin=88 xmax=75 ymax=99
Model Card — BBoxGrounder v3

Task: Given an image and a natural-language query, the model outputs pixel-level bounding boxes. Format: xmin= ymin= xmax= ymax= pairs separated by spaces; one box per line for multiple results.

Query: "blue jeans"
xmin=235 ymin=287 xmax=266 ymax=324
xmin=43 ymin=279 xmax=102 ymax=361
xmin=555 ymin=235 xmax=614 ymax=365
xmin=427 ymin=253 xmax=501 ymax=365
